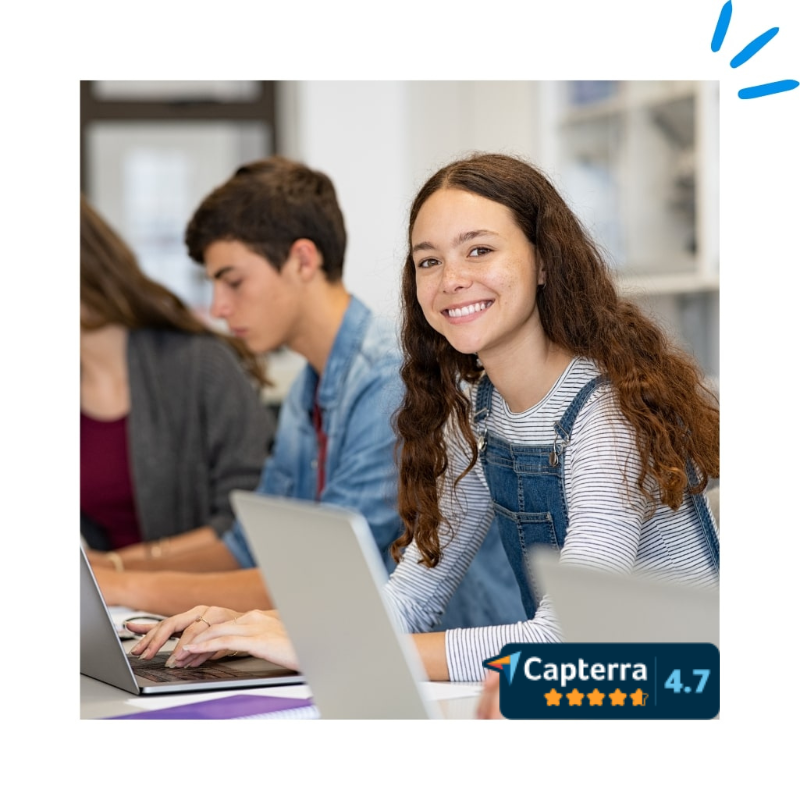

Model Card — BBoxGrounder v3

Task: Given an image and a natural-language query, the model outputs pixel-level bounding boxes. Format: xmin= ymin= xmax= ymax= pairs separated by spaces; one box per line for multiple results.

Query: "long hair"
xmin=393 ymin=153 xmax=719 ymax=567
xmin=80 ymin=195 xmax=267 ymax=386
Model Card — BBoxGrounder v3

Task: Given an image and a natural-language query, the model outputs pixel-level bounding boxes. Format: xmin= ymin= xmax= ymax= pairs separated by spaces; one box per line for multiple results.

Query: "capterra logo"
xmin=484 ymin=651 xmax=648 ymax=688
xmin=484 ymin=651 xmax=522 ymax=685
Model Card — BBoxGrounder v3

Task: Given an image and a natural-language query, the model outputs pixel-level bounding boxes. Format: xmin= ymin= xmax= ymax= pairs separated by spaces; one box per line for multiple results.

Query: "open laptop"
xmin=80 ymin=547 xmax=303 ymax=695
xmin=231 ymin=492 xmax=458 ymax=719
xmin=531 ymin=548 xmax=719 ymax=648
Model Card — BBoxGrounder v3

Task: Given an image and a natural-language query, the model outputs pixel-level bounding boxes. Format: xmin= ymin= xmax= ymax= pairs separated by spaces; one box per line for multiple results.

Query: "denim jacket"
xmin=223 ymin=295 xmax=525 ymax=629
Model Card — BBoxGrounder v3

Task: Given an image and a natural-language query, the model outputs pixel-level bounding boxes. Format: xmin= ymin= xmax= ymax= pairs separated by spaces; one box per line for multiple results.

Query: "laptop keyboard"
xmin=128 ymin=652 xmax=287 ymax=683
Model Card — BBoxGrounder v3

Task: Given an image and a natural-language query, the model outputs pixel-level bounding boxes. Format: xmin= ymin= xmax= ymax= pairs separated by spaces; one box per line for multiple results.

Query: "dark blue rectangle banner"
xmin=484 ymin=643 xmax=719 ymax=719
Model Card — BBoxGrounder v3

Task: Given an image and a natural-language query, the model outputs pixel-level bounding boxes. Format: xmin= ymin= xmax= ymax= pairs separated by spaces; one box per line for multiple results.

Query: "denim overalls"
xmin=473 ymin=375 xmax=720 ymax=618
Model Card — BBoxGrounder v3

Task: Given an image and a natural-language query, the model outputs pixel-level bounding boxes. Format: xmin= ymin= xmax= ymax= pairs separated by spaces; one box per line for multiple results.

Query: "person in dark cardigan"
xmin=80 ymin=195 xmax=275 ymax=568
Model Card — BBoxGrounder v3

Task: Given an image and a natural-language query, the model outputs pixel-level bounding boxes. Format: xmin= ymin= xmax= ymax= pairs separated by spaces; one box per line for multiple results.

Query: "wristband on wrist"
xmin=106 ymin=551 xmax=124 ymax=572
xmin=148 ymin=538 xmax=169 ymax=559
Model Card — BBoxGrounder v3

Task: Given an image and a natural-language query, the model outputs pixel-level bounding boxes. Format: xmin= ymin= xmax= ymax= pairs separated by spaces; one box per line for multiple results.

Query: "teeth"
xmin=447 ymin=302 xmax=489 ymax=318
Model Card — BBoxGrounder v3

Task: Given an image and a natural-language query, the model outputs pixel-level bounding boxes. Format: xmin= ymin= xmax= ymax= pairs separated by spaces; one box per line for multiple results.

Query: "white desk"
xmin=84 ymin=607 xmax=483 ymax=719
xmin=80 ymin=673 xmax=483 ymax=720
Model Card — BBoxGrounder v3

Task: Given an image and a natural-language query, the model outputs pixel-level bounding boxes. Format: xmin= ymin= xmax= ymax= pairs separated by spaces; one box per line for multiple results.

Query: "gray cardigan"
xmin=90 ymin=328 xmax=274 ymax=544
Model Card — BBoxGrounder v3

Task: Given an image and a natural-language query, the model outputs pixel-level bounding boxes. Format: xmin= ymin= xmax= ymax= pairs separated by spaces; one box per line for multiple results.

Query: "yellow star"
xmin=609 ymin=688 xmax=627 ymax=706
xmin=544 ymin=688 xmax=563 ymax=706
xmin=566 ymin=688 xmax=585 ymax=706
xmin=630 ymin=688 xmax=648 ymax=706
xmin=587 ymin=688 xmax=605 ymax=706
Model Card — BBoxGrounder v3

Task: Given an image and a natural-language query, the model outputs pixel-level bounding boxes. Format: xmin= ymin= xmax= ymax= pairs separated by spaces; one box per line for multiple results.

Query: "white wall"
xmin=278 ymin=81 xmax=412 ymax=322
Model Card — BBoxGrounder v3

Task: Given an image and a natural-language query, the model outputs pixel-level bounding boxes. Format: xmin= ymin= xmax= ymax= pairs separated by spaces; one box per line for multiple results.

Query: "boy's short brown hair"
xmin=185 ymin=156 xmax=347 ymax=282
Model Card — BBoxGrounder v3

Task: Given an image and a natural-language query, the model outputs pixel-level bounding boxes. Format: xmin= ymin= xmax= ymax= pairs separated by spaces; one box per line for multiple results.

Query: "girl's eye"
xmin=468 ymin=246 xmax=491 ymax=257
xmin=416 ymin=258 xmax=439 ymax=270
xmin=227 ymin=280 xmax=242 ymax=289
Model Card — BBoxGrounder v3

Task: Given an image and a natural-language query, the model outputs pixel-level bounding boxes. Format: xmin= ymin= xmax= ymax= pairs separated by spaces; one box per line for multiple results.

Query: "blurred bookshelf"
xmin=540 ymin=80 xmax=719 ymax=382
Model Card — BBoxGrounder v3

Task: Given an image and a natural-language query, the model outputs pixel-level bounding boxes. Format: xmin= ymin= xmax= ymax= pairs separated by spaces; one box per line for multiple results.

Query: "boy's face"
xmin=205 ymin=239 xmax=301 ymax=354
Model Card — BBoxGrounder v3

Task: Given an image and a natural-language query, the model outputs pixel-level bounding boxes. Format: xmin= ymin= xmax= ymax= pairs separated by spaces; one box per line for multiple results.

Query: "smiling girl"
xmin=385 ymin=152 xmax=719 ymax=681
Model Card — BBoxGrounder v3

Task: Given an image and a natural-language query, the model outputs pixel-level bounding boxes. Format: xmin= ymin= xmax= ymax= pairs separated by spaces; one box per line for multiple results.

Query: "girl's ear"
xmin=533 ymin=246 xmax=545 ymax=287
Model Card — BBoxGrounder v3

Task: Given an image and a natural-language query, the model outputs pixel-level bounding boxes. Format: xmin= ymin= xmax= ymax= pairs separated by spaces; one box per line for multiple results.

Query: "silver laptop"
xmin=80 ymin=547 xmax=303 ymax=695
xmin=531 ymin=548 xmax=719 ymax=648
xmin=231 ymin=492 xmax=447 ymax=719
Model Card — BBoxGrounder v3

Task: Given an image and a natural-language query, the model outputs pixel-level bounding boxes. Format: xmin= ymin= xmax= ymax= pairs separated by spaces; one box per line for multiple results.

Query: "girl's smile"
xmin=441 ymin=299 xmax=494 ymax=321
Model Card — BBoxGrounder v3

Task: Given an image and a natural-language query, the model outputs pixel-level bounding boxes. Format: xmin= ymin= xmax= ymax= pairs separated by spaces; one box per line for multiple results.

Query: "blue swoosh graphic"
xmin=730 ymin=27 xmax=779 ymax=67
xmin=711 ymin=1 xmax=732 ymax=52
xmin=738 ymin=79 xmax=800 ymax=99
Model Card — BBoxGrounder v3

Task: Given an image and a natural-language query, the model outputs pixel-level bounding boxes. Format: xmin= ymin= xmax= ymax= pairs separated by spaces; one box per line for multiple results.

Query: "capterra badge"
xmin=483 ymin=643 xmax=719 ymax=719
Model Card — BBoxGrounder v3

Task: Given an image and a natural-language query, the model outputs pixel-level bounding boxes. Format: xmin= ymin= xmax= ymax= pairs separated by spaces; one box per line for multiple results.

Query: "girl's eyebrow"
xmin=412 ymin=229 xmax=500 ymax=255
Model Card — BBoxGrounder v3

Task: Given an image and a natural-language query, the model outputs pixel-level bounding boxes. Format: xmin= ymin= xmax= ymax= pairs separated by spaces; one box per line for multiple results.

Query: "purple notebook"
xmin=109 ymin=693 xmax=318 ymax=720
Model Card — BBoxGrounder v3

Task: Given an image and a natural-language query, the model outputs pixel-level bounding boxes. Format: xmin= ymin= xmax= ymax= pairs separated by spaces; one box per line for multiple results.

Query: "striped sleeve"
xmin=383 ymin=421 xmax=495 ymax=632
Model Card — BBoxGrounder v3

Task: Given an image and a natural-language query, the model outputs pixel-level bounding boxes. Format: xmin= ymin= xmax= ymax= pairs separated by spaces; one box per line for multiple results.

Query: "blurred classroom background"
xmin=81 ymin=80 xmax=719 ymax=403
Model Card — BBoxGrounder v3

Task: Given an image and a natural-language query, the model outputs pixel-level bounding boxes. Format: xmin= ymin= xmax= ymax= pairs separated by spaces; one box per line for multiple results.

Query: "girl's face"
xmin=411 ymin=188 xmax=545 ymax=365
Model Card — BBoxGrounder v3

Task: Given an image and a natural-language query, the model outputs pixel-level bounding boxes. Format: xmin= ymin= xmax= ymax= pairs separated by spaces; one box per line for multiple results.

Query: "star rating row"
xmin=543 ymin=687 xmax=649 ymax=707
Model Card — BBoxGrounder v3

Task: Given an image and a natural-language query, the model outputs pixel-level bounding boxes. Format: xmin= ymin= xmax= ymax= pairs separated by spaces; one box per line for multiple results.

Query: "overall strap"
xmin=472 ymin=373 xmax=494 ymax=426
xmin=550 ymin=376 xmax=607 ymax=466
xmin=473 ymin=374 xmax=494 ymax=453
xmin=685 ymin=460 xmax=721 ymax=569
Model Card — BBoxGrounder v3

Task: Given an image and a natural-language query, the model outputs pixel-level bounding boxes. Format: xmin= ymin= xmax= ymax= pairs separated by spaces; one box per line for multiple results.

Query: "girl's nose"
xmin=440 ymin=260 xmax=471 ymax=293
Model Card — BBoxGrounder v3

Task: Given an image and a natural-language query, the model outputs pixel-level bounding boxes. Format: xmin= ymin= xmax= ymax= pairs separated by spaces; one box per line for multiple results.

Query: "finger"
xmin=167 ymin=620 xmax=240 ymax=666
xmin=165 ymin=621 xmax=214 ymax=666
xmin=476 ymin=690 xmax=498 ymax=719
xmin=182 ymin=634 xmax=248 ymax=658
xmin=178 ymin=617 xmax=257 ymax=655
xmin=209 ymin=649 xmax=236 ymax=661
xmin=476 ymin=672 xmax=501 ymax=720
xmin=171 ymin=650 xmax=216 ymax=669
xmin=184 ymin=650 xmax=231 ymax=668
xmin=129 ymin=618 xmax=179 ymax=657
xmin=124 ymin=622 xmax=158 ymax=645
xmin=124 ymin=622 xmax=156 ymax=634
xmin=476 ymin=690 xmax=489 ymax=719
xmin=164 ymin=608 xmax=237 ymax=666
xmin=128 ymin=623 xmax=166 ymax=656
xmin=130 ymin=607 xmax=207 ymax=658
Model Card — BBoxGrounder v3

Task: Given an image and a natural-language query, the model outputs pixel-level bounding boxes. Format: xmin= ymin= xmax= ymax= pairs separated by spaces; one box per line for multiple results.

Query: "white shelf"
xmin=616 ymin=272 xmax=720 ymax=297
xmin=542 ymin=80 xmax=719 ymax=379
xmin=560 ymin=82 xmax=697 ymax=123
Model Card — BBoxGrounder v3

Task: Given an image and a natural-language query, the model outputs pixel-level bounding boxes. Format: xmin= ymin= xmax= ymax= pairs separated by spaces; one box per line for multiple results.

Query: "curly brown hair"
xmin=80 ymin=195 xmax=268 ymax=387
xmin=392 ymin=153 xmax=719 ymax=568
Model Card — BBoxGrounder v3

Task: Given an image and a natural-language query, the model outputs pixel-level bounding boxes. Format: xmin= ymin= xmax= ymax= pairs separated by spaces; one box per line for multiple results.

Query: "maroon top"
xmin=312 ymin=384 xmax=328 ymax=501
xmin=80 ymin=412 xmax=142 ymax=549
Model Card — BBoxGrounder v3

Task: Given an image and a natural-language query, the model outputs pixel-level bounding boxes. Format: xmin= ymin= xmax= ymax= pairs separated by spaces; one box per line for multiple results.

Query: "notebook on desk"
xmin=231 ymin=492 xmax=474 ymax=719
xmin=79 ymin=547 xmax=304 ymax=695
